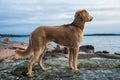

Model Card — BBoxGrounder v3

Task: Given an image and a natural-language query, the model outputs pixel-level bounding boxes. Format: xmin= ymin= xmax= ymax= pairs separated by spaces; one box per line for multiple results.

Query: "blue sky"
xmin=0 ymin=0 xmax=120 ymax=34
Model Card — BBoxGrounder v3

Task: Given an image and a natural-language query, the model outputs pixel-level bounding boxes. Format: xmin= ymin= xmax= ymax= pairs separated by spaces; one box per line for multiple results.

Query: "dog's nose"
xmin=90 ymin=16 xmax=93 ymax=21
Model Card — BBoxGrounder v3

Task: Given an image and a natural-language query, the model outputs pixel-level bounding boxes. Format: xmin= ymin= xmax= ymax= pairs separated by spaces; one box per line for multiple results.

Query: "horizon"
xmin=0 ymin=0 xmax=120 ymax=34
xmin=0 ymin=33 xmax=120 ymax=37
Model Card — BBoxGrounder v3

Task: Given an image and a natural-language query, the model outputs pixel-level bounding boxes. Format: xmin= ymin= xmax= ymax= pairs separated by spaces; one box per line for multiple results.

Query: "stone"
xmin=102 ymin=50 xmax=109 ymax=54
xmin=114 ymin=53 xmax=120 ymax=55
xmin=95 ymin=51 xmax=103 ymax=53
xmin=79 ymin=45 xmax=94 ymax=53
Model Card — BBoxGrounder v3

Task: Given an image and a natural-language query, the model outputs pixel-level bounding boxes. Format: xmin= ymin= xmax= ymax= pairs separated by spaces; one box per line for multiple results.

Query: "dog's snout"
xmin=90 ymin=16 xmax=93 ymax=21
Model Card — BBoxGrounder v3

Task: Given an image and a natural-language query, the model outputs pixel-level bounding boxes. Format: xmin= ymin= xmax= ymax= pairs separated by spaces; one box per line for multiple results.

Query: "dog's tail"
xmin=15 ymin=36 xmax=33 ymax=57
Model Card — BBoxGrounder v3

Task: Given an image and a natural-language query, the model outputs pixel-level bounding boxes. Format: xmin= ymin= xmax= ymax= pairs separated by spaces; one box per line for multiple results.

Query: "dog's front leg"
xmin=69 ymin=48 xmax=74 ymax=70
xmin=72 ymin=47 xmax=80 ymax=74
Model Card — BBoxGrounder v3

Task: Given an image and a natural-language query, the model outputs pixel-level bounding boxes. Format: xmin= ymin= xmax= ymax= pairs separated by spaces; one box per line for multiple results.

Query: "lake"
xmin=0 ymin=36 xmax=120 ymax=53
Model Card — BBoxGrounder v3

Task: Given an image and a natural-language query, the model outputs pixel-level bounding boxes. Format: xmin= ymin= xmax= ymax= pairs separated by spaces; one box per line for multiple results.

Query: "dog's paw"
xmin=29 ymin=73 xmax=35 ymax=77
xmin=68 ymin=66 xmax=74 ymax=70
xmin=42 ymin=68 xmax=47 ymax=72
xmin=74 ymin=69 xmax=80 ymax=74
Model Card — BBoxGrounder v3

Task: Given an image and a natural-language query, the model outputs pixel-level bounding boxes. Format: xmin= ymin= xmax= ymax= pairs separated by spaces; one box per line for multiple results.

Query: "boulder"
xmin=79 ymin=45 xmax=94 ymax=53
xmin=53 ymin=45 xmax=68 ymax=54
xmin=102 ymin=50 xmax=109 ymax=54
xmin=114 ymin=53 xmax=120 ymax=55
xmin=95 ymin=50 xmax=109 ymax=54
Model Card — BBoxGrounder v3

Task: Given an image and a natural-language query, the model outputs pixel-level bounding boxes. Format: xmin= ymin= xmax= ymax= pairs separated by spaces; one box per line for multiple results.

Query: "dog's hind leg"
xmin=28 ymin=51 xmax=40 ymax=77
xmin=38 ymin=45 xmax=47 ymax=71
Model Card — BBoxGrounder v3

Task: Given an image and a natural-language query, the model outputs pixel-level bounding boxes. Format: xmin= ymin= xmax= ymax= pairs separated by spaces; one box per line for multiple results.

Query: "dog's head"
xmin=75 ymin=9 xmax=93 ymax=22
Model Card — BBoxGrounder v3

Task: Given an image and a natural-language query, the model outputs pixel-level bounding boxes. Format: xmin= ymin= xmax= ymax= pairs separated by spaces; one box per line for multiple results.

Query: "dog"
xmin=15 ymin=9 xmax=93 ymax=77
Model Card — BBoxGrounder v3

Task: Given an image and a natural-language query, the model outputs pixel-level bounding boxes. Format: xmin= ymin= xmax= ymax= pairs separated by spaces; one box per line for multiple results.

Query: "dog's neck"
xmin=71 ymin=17 xmax=85 ymax=31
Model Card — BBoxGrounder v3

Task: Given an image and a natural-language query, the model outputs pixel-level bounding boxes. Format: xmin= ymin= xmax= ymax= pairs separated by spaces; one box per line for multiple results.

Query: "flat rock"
xmin=0 ymin=59 xmax=120 ymax=80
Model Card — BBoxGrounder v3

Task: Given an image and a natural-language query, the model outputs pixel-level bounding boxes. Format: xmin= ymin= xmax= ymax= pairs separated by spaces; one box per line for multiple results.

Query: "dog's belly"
xmin=47 ymin=34 xmax=80 ymax=48
xmin=54 ymin=39 xmax=73 ymax=47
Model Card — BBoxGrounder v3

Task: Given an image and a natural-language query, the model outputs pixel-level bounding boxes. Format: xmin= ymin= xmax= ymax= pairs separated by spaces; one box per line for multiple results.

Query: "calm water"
xmin=81 ymin=36 xmax=120 ymax=53
xmin=0 ymin=36 xmax=120 ymax=53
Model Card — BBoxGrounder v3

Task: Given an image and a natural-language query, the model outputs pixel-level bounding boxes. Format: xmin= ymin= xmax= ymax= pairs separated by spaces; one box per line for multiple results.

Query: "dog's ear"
xmin=80 ymin=9 xmax=87 ymax=17
xmin=75 ymin=9 xmax=86 ymax=18
xmin=75 ymin=10 xmax=81 ymax=18
xmin=79 ymin=9 xmax=88 ymax=21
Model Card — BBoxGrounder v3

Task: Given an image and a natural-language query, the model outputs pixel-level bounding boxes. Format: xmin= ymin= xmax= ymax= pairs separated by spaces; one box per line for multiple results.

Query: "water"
xmin=0 ymin=37 xmax=28 ymax=43
xmin=0 ymin=36 xmax=120 ymax=53
xmin=81 ymin=36 xmax=120 ymax=53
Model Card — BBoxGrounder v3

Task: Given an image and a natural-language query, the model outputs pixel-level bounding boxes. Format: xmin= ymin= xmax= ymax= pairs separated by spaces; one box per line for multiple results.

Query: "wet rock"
xmin=79 ymin=45 xmax=94 ymax=53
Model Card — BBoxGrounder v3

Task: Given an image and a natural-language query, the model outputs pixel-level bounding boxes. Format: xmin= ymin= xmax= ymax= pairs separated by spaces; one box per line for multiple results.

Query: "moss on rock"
xmin=0 ymin=58 xmax=120 ymax=80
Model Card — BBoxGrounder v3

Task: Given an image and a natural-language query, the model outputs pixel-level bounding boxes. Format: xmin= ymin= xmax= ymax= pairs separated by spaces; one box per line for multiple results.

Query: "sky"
xmin=0 ymin=0 xmax=120 ymax=34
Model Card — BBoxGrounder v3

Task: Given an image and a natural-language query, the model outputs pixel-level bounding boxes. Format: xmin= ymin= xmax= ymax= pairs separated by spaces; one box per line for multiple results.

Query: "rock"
xmin=78 ymin=54 xmax=98 ymax=59
xmin=55 ymin=45 xmax=65 ymax=53
xmin=95 ymin=50 xmax=109 ymax=54
xmin=46 ymin=44 xmax=55 ymax=52
xmin=95 ymin=51 xmax=103 ymax=53
xmin=79 ymin=45 xmax=94 ymax=53
xmin=9 ymin=47 xmax=25 ymax=50
xmin=0 ymin=59 xmax=120 ymax=80
xmin=114 ymin=53 xmax=120 ymax=55
xmin=11 ymin=66 xmax=28 ymax=77
xmin=95 ymin=53 xmax=120 ymax=59
xmin=102 ymin=50 xmax=109 ymax=54
xmin=51 ymin=54 xmax=57 ymax=57
xmin=64 ymin=47 xmax=68 ymax=54
xmin=52 ymin=45 xmax=68 ymax=54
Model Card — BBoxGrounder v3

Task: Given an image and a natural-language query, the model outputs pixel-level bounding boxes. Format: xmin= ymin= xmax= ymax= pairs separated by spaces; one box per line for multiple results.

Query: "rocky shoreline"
xmin=0 ymin=41 xmax=120 ymax=80
xmin=0 ymin=59 xmax=120 ymax=80
xmin=0 ymin=41 xmax=120 ymax=62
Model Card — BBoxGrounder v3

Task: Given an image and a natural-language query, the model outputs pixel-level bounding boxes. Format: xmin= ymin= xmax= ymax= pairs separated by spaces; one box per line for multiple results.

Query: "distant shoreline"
xmin=84 ymin=34 xmax=120 ymax=36
xmin=0 ymin=33 xmax=120 ymax=37
xmin=0 ymin=34 xmax=29 ymax=37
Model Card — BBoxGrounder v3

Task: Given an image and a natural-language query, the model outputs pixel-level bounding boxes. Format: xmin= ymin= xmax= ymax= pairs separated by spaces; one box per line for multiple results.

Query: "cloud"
xmin=0 ymin=0 xmax=120 ymax=34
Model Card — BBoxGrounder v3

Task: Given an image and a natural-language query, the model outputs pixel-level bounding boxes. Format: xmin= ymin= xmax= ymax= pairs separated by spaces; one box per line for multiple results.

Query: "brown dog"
xmin=15 ymin=9 xmax=93 ymax=77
